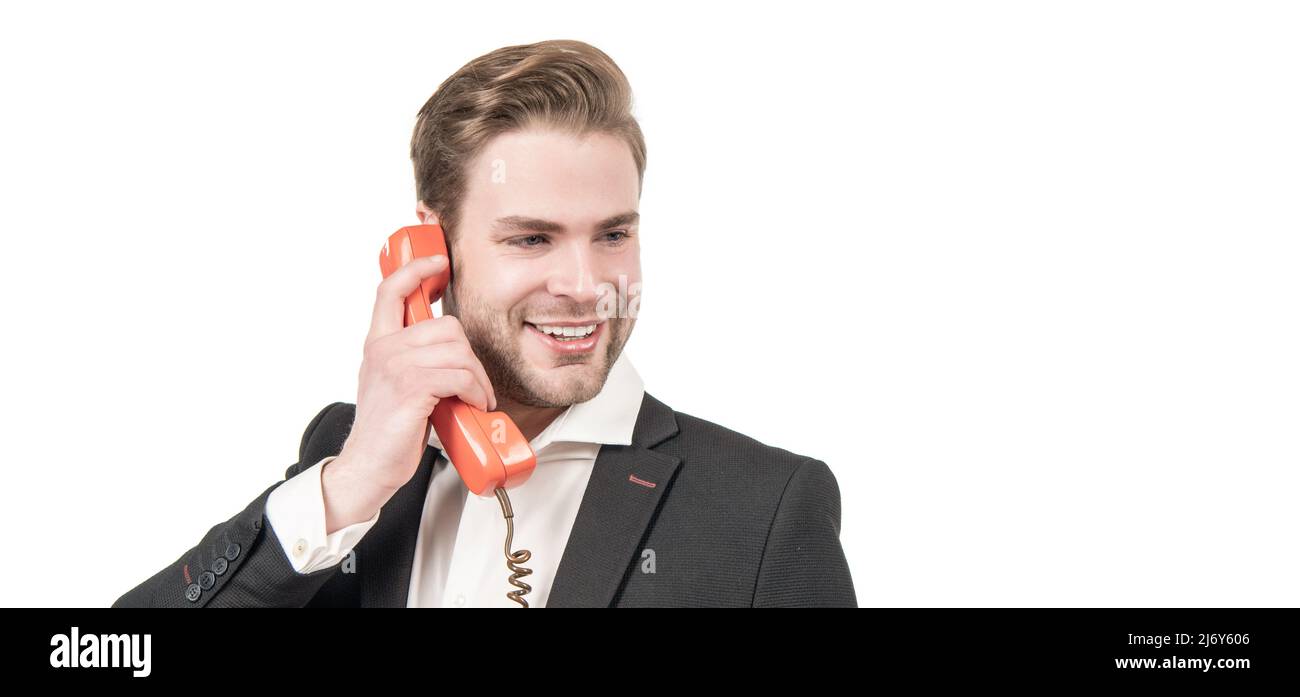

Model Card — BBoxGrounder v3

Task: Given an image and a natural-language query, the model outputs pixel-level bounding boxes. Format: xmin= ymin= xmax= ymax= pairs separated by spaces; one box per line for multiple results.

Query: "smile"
xmin=524 ymin=320 xmax=604 ymax=353
xmin=528 ymin=323 xmax=597 ymax=340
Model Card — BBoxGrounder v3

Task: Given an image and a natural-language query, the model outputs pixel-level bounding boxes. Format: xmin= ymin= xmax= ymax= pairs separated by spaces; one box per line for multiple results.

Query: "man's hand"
xmin=321 ymin=254 xmax=497 ymax=534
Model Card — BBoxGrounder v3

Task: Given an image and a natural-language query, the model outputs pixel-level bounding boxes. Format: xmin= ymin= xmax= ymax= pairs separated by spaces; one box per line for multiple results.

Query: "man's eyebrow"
xmin=492 ymin=216 xmax=565 ymax=234
xmin=595 ymin=211 xmax=639 ymax=230
xmin=491 ymin=211 xmax=639 ymax=234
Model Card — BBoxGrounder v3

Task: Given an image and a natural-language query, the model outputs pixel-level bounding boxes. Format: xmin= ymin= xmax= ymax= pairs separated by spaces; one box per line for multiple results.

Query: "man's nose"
xmin=545 ymin=242 xmax=602 ymax=305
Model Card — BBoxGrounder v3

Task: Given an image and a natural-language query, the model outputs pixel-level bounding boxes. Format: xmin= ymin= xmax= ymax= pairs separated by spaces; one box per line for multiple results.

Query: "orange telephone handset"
xmin=379 ymin=224 xmax=537 ymax=496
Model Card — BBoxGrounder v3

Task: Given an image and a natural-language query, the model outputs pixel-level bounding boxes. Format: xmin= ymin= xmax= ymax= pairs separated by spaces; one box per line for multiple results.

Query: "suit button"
xmin=225 ymin=542 xmax=241 ymax=560
xmin=199 ymin=571 xmax=216 ymax=590
xmin=212 ymin=557 xmax=229 ymax=575
xmin=185 ymin=583 xmax=201 ymax=602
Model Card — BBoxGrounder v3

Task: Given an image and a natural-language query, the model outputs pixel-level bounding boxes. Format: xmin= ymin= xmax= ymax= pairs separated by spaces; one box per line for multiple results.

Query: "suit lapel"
xmin=358 ymin=443 xmax=439 ymax=608
xmin=547 ymin=393 xmax=681 ymax=607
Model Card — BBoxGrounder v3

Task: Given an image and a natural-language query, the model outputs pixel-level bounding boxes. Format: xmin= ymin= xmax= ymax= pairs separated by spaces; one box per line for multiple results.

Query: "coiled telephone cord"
xmin=494 ymin=487 xmax=533 ymax=608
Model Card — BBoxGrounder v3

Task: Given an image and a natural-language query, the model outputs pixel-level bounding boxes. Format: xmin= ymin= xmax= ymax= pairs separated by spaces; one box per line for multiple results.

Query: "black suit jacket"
xmin=112 ymin=393 xmax=857 ymax=607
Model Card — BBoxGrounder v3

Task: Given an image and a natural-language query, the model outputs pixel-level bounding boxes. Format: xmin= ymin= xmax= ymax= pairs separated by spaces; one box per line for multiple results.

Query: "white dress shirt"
xmin=264 ymin=352 xmax=645 ymax=607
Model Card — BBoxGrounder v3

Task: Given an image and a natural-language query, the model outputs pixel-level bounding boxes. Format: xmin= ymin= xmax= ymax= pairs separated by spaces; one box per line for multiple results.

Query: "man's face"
xmin=424 ymin=127 xmax=641 ymax=408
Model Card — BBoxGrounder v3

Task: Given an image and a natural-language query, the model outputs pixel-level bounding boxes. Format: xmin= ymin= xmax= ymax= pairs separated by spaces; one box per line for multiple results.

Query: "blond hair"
xmin=410 ymin=39 xmax=647 ymax=242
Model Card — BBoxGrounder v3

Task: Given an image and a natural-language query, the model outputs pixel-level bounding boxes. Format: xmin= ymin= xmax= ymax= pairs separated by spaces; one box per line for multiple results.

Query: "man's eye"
xmin=511 ymin=234 xmax=549 ymax=248
xmin=603 ymin=230 xmax=630 ymax=244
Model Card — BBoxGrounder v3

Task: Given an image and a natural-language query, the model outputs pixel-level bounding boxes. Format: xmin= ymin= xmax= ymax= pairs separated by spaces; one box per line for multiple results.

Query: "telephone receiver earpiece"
xmin=379 ymin=224 xmax=537 ymax=496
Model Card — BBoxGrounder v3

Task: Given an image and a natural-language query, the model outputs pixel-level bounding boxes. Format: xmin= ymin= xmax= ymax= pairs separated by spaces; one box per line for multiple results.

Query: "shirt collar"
xmin=426 ymin=351 xmax=645 ymax=454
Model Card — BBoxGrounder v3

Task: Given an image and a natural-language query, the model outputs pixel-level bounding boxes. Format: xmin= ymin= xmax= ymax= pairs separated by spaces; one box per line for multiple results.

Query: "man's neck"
xmin=499 ymin=398 xmax=567 ymax=442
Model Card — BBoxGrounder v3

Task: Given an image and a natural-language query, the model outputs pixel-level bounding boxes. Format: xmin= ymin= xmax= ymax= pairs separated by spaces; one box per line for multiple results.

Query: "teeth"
xmin=532 ymin=323 xmax=596 ymax=339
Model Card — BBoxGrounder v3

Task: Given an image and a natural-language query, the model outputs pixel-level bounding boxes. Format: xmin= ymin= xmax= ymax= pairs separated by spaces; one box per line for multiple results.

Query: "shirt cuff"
xmin=265 ymin=455 xmax=381 ymax=574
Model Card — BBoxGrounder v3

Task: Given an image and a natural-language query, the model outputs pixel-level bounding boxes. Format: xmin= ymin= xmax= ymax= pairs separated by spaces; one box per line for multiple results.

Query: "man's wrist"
xmin=321 ymin=454 xmax=397 ymax=535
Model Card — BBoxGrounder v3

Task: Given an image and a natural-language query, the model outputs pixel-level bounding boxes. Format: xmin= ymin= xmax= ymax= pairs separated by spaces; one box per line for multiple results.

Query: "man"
xmin=112 ymin=39 xmax=856 ymax=608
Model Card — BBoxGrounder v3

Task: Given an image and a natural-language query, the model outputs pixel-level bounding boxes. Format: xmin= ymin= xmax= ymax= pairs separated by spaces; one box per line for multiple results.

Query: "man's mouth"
xmin=523 ymin=320 xmax=605 ymax=353
xmin=525 ymin=322 xmax=599 ymax=341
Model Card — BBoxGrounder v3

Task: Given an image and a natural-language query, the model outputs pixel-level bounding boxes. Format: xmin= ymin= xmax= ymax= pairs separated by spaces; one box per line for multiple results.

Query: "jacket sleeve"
xmin=752 ymin=458 xmax=858 ymax=608
xmin=111 ymin=402 xmax=351 ymax=608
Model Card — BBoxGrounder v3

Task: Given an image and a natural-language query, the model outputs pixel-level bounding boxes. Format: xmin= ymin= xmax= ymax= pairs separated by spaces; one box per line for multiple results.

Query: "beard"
xmin=443 ymin=277 xmax=634 ymax=409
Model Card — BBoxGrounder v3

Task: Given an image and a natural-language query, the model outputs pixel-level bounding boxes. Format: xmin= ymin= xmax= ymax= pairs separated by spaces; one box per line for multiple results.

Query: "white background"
xmin=1 ymin=1 xmax=1296 ymax=607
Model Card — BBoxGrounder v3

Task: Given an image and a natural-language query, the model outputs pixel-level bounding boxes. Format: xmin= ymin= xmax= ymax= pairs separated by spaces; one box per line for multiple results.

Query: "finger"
xmin=396 ymin=342 xmax=497 ymax=412
xmin=368 ymin=255 xmax=448 ymax=341
xmin=397 ymin=317 xmax=497 ymax=409
xmin=416 ymin=367 xmax=490 ymax=412
xmin=397 ymin=313 xmax=468 ymax=349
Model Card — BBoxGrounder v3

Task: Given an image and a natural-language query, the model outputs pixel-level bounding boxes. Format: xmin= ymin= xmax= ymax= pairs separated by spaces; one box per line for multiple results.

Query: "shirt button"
xmin=455 ymin=594 xmax=466 ymax=607
xmin=293 ymin=539 xmax=308 ymax=557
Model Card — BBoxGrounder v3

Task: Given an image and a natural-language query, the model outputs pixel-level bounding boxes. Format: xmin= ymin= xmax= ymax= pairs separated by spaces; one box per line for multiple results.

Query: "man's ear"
xmin=415 ymin=200 xmax=456 ymax=303
xmin=415 ymin=201 xmax=441 ymax=226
